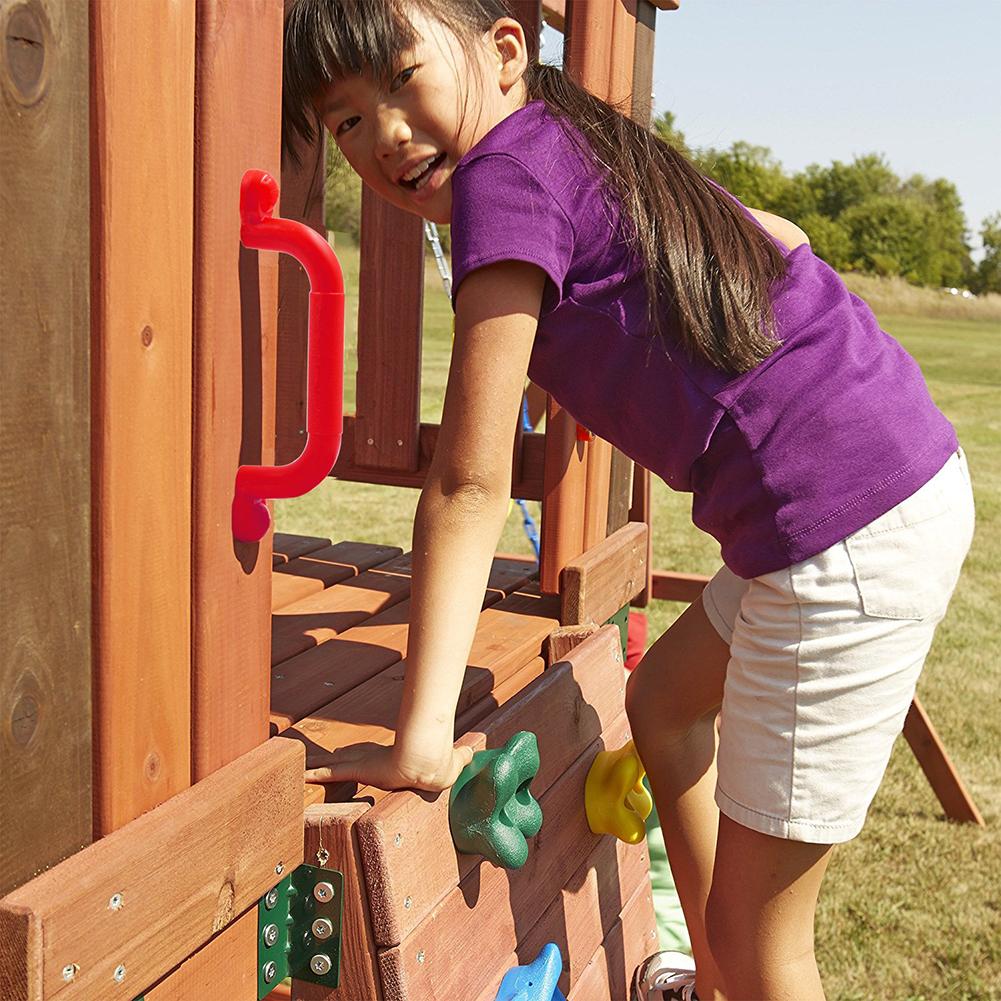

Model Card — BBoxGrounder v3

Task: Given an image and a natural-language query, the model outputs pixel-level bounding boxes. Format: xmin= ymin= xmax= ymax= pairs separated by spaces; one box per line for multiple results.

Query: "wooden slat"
xmin=583 ymin=435 xmax=612 ymax=550
xmin=651 ymin=569 xmax=711 ymax=604
xmin=508 ymin=0 xmax=542 ymax=59
xmin=272 ymin=541 xmax=403 ymax=611
xmin=564 ymin=0 xmax=612 ymax=98
xmin=453 ymin=656 xmax=546 ymax=737
xmin=276 ymin=127 xmax=326 ymax=465
xmin=631 ymin=0 xmax=658 ymax=127
xmin=566 ymin=877 xmax=658 ymax=1000
xmin=0 ymin=0 xmax=91 ymax=894
xmin=472 ymin=836 xmax=654 ymax=1001
xmin=354 ymin=187 xmax=424 ymax=470
xmin=90 ymin=0 xmax=195 ymax=837
xmin=0 ymin=739 xmax=304 ymax=1001
xmin=605 ymin=447 xmax=634 ymax=536
xmin=903 ymin=696 xmax=984 ymax=825
xmin=357 ymin=627 xmax=625 ymax=947
xmin=609 ymin=0 xmax=639 ymax=109
xmin=561 ymin=523 xmax=649 ymax=626
xmin=628 ymin=466 xmax=653 ymax=607
xmin=542 ymin=0 xmax=566 ymax=32
xmin=273 ymin=532 xmax=333 ymax=565
xmin=191 ymin=0 xmax=284 ymax=781
xmin=376 ymin=713 xmax=633 ymax=1000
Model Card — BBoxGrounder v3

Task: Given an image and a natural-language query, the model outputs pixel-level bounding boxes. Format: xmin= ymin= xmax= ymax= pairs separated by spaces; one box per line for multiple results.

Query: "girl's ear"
xmin=487 ymin=17 xmax=529 ymax=91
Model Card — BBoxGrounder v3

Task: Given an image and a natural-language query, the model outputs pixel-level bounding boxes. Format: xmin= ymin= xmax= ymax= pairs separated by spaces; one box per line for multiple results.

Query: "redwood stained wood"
xmin=542 ymin=0 xmax=566 ymax=32
xmin=191 ymin=0 xmax=284 ymax=780
xmin=376 ymin=714 xmax=633 ymax=1000
xmin=632 ymin=0 xmax=658 ymax=127
xmin=357 ymin=627 xmax=625 ymax=948
xmin=583 ymin=436 xmax=612 ymax=551
xmin=355 ymin=188 xmax=424 ymax=470
xmin=0 ymin=0 xmax=91 ymax=894
xmin=651 ymin=570 xmax=711 ymax=604
xmin=0 ymin=739 xmax=304 ymax=1001
xmin=561 ymin=523 xmax=649 ymax=626
xmin=291 ymin=805 xmax=383 ymax=1001
xmin=471 ymin=835 xmax=653 ymax=1000
xmin=272 ymin=541 xmax=403 ymax=611
xmin=144 ymin=910 xmax=258 ymax=1001
xmin=546 ymin=623 xmax=601 ymax=666
xmin=507 ymin=0 xmax=542 ymax=58
xmin=605 ymin=447 xmax=634 ymax=537
xmin=273 ymin=532 xmax=333 ymax=564
xmin=90 ymin=0 xmax=195 ymax=838
xmin=628 ymin=466 xmax=653 ymax=607
xmin=453 ymin=656 xmax=546 ymax=737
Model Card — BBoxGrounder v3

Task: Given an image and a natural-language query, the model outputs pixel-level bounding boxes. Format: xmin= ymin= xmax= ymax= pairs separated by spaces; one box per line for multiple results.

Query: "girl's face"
xmin=320 ymin=9 xmax=528 ymax=224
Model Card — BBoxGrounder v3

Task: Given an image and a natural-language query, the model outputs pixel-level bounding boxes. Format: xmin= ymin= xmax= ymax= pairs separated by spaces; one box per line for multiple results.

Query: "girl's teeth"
xmin=403 ymin=155 xmax=436 ymax=183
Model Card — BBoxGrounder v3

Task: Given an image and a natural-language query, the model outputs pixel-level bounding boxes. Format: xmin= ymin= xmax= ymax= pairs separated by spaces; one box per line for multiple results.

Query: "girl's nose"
xmin=375 ymin=109 xmax=412 ymax=159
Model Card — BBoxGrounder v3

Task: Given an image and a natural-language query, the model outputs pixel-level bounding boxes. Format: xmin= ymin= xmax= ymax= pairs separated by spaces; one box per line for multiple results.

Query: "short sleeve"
xmin=449 ymin=152 xmax=575 ymax=309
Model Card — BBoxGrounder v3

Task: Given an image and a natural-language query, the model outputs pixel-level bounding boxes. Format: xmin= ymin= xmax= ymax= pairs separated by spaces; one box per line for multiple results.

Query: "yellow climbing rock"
xmin=584 ymin=740 xmax=653 ymax=844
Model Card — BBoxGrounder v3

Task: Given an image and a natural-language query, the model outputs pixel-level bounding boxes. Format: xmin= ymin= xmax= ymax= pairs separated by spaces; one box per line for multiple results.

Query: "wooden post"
xmin=190 ymin=0 xmax=284 ymax=782
xmin=0 ymin=0 xmax=92 ymax=893
xmin=90 ymin=0 xmax=196 ymax=836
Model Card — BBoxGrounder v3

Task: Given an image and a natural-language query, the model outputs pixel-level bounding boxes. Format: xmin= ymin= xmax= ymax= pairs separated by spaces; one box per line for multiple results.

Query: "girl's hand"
xmin=305 ymin=740 xmax=474 ymax=794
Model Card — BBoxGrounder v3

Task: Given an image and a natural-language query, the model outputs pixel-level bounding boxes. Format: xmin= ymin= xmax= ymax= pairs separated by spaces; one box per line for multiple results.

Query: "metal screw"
xmin=416 ymin=950 xmax=425 ymax=965
xmin=366 ymin=437 xmax=374 ymax=446
xmin=310 ymin=954 xmax=332 ymax=976
xmin=394 ymin=833 xmax=403 ymax=847
xmin=312 ymin=917 xmax=334 ymax=940
xmin=396 ymin=439 xmax=403 ymax=447
xmin=323 ymin=680 xmax=335 ymax=686
xmin=108 ymin=893 xmax=123 ymax=912
xmin=316 ymin=847 xmax=330 ymax=865
xmin=264 ymin=887 xmax=279 ymax=910
xmin=275 ymin=862 xmax=284 ymax=876
xmin=62 ymin=964 xmax=78 ymax=982
xmin=263 ymin=960 xmax=278 ymax=984
xmin=274 ymin=674 xmax=285 ymax=680
xmin=404 ymin=896 xmax=412 ymax=910
xmin=313 ymin=881 xmax=335 ymax=903
xmin=263 ymin=923 xmax=279 ymax=948
xmin=113 ymin=964 xmax=126 ymax=983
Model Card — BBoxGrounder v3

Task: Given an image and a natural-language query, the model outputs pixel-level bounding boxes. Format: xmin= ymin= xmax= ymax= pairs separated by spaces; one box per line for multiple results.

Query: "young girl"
xmin=283 ymin=2 xmax=975 ymax=998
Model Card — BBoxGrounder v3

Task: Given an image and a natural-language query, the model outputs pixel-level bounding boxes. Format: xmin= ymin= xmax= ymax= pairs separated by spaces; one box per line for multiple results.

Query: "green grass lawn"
xmin=276 ymin=241 xmax=1001 ymax=1000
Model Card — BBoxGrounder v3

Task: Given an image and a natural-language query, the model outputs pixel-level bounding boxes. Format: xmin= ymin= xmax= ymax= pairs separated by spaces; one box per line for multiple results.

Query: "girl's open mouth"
xmin=401 ymin=152 xmax=446 ymax=191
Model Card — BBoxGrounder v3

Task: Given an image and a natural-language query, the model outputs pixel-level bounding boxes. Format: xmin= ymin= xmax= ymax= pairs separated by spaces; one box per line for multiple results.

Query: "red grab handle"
xmin=232 ymin=169 xmax=346 ymax=542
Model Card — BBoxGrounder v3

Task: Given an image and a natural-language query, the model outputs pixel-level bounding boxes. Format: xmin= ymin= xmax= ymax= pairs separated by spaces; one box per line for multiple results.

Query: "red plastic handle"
xmin=232 ymin=169 xmax=346 ymax=542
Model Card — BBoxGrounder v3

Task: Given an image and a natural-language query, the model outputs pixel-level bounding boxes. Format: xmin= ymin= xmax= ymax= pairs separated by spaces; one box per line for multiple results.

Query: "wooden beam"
xmin=561 ymin=523 xmax=649 ymax=626
xmin=651 ymin=569 xmax=711 ymax=604
xmin=628 ymin=466 xmax=653 ymax=607
xmin=90 ymin=0 xmax=195 ymax=837
xmin=272 ymin=541 xmax=403 ymax=610
xmin=632 ymin=0 xmax=658 ymax=127
xmin=507 ymin=0 xmax=542 ymax=60
xmin=0 ymin=0 xmax=92 ymax=894
xmin=0 ymin=739 xmax=304 ymax=1001
xmin=541 ymin=0 xmax=566 ymax=32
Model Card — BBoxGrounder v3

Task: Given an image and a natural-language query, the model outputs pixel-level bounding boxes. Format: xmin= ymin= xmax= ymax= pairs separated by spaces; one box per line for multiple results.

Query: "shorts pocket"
xmin=845 ymin=461 xmax=972 ymax=621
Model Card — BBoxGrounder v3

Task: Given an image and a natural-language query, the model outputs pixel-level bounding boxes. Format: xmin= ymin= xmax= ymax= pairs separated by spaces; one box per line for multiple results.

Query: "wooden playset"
xmin=0 ymin=0 xmax=982 ymax=999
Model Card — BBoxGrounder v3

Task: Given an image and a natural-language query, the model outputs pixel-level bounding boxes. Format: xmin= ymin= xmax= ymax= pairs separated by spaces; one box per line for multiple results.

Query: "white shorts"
xmin=702 ymin=448 xmax=975 ymax=844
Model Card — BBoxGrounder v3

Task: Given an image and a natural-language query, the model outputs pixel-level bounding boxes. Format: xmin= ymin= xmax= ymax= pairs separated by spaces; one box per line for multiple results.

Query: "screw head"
xmin=316 ymin=847 xmax=330 ymax=865
xmin=312 ymin=917 xmax=334 ymax=940
xmin=263 ymin=960 xmax=278 ymax=984
xmin=264 ymin=887 xmax=279 ymax=910
xmin=394 ymin=833 xmax=403 ymax=847
xmin=404 ymin=896 xmax=412 ymax=910
xmin=310 ymin=954 xmax=332 ymax=976
xmin=417 ymin=950 xmax=426 ymax=965
xmin=108 ymin=893 xmax=123 ymax=912
xmin=313 ymin=880 xmax=335 ymax=903
xmin=62 ymin=964 xmax=77 ymax=982
xmin=275 ymin=862 xmax=285 ymax=875
xmin=113 ymin=964 xmax=126 ymax=983
xmin=263 ymin=923 xmax=279 ymax=948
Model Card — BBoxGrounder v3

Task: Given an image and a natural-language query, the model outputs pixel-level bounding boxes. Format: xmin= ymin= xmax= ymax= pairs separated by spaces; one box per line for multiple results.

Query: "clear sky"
xmin=542 ymin=1 xmax=1001 ymax=256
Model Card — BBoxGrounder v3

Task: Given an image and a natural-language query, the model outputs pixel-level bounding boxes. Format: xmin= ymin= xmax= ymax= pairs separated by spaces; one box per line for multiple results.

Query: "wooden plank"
xmin=354 ymin=187 xmax=424 ymax=471
xmin=565 ymin=878 xmax=658 ymax=1000
xmin=272 ymin=541 xmax=403 ymax=611
xmin=357 ymin=627 xmax=625 ymax=947
xmin=291 ymin=805 xmax=383 ymax=1001
xmin=376 ymin=713 xmax=633 ymax=1000
xmin=903 ymin=696 xmax=984 ymax=825
xmin=631 ymin=0 xmax=658 ymax=127
xmin=564 ymin=0 xmax=612 ymax=98
xmin=651 ymin=569 xmax=711 ymax=604
xmin=0 ymin=739 xmax=304 ymax=1001
xmin=191 ymin=0 xmax=284 ymax=781
xmin=542 ymin=0 xmax=566 ymax=32
xmin=276 ymin=126 xmax=326 ymax=465
xmin=472 ymin=835 xmax=654 ymax=1001
xmin=453 ymin=657 xmax=546 ymax=737
xmin=90 ymin=0 xmax=195 ymax=838
xmin=628 ymin=466 xmax=653 ymax=607
xmin=333 ymin=419 xmax=547 ymax=499
xmin=546 ymin=623 xmax=601 ymax=667
xmin=144 ymin=910 xmax=258 ymax=1001
xmin=561 ymin=523 xmax=649 ymax=626
xmin=0 ymin=0 xmax=92 ymax=893
xmin=583 ymin=436 xmax=612 ymax=551
xmin=609 ymin=0 xmax=639 ymax=109
xmin=605 ymin=448 xmax=634 ymax=536
xmin=273 ymin=532 xmax=333 ymax=565
xmin=508 ymin=0 xmax=542 ymax=59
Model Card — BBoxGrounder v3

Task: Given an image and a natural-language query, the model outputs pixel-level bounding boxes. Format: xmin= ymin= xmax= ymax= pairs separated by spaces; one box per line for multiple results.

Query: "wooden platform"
xmin=270 ymin=533 xmax=656 ymax=1000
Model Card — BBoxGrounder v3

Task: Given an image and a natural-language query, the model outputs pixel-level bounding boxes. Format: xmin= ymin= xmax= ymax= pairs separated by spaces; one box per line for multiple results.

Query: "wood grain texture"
xmin=357 ymin=627 xmax=625 ymax=949
xmin=563 ymin=0 xmax=612 ymax=99
xmin=453 ymin=656 xmax=546 ymax=737
xmin=561 ymin=523 xmax=649 ymax=627
xmin=0 ymin=739 xmax=304 ymax=1001
xmin=631 ymin=0 xmax=658 ymax=127
xmin=354 ymin=188 xmax=424 ymax=471
xmin=90 ymin=0 xmax=195 ymax=838
xmin=291 ymin=805 xmax=383 ymax=1001
xmin=582 ymin=436 xmax=612 ymax=552
xmin=272 ymin=541 xmax=403 ymax=611
xmin=507 ymin=0 xmax=542 ymax=59
xmin=376 ymin=713 xmax=633 ymax=1001
xmin=628 ymin=466 xmax=653 ymax=607
xmin=191 ymin=0 xmax=284 ymax=781
xmin=651 ymin=569 xmax=711 ymax=604
xmin=273 ymin=532 xmax=333 ymax=564
xmin=0 ymin=0 xmax=92 ymax=894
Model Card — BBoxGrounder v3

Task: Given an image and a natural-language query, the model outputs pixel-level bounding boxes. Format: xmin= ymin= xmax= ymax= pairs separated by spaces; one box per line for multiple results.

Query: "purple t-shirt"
xmin=449 ymin=101 xmax=958 ymax=578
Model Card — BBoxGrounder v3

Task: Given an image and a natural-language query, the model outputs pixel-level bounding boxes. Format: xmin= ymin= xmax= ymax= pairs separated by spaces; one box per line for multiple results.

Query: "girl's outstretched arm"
xmin=305 ymin=260 xmax=547 ymax=792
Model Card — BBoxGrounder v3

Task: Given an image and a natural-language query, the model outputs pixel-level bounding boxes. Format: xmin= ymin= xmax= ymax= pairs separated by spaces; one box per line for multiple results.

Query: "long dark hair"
xmin=283 ymin=0 xmax=787 ymax=373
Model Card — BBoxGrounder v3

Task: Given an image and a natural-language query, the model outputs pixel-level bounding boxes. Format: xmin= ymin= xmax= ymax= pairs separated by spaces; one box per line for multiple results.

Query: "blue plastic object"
xmin=494 ymin=942 xmax=566 ymax=1001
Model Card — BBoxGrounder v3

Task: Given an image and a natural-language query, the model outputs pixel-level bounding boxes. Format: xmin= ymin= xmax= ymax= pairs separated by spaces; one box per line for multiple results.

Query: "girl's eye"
xmin=335 ymin=116 xmax=360 ymax=137
xmin=392 ymin=66 xmax=417 ymax=90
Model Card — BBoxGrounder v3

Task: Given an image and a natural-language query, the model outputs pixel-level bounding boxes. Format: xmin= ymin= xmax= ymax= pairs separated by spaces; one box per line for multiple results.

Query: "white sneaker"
xmin=633 ymin=950 xmax=698 ymax=1000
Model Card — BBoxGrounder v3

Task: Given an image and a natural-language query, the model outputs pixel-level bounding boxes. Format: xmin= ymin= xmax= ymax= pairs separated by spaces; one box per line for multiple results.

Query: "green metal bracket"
xmin=257 ymin=865 xmax=344 ymax=999
xmin=606 ymin=603 xmax=629 ymax=662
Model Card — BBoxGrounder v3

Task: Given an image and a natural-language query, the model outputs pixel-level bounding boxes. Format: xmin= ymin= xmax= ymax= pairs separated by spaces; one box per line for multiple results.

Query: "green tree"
xmin=797 ymin=212 xmax=853 ymax=271
xmin=972 ymin=213 xmax=1001 ymax=295
xmin=698 ymin=140 xmax=787 ymax=212
xmin=900 ymin=174 xmax=972 ymax=287
xmin=325 ymin=141 xmax=362 ymax=242
xmin=651 ymin=109 xmax=691 ymax=157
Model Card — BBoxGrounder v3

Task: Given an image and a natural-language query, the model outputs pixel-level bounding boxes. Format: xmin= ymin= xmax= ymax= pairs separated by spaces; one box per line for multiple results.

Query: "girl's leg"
xmin=707 ymin=816 xmax=832 ymax=1000
xmin=625 ymin=596 xmax=731 ymax=1001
